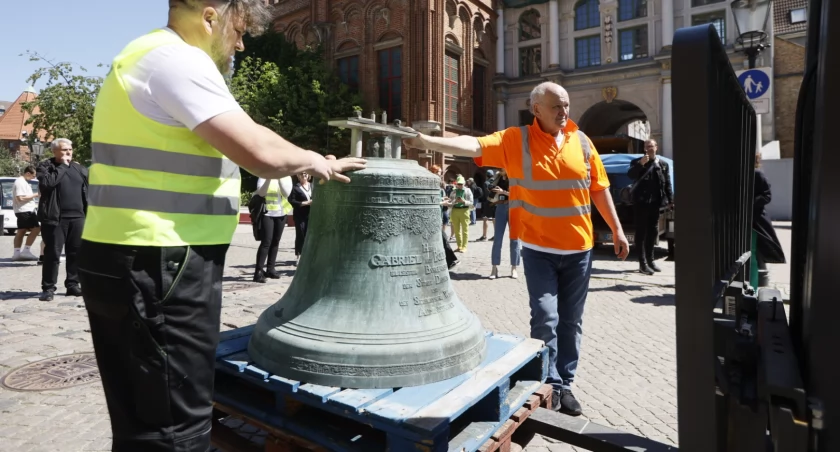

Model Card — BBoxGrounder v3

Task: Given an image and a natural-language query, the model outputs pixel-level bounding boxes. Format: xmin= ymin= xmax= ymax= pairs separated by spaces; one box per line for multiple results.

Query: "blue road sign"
xmin=737 ymin=69 xmax=770 ymax=100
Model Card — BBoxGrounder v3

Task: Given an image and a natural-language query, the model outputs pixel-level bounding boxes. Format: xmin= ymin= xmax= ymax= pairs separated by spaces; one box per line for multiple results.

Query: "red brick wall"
xmin=773 ymin=36 xmax=805 ymax=159
xmin=272 ymin=0 xmax=496 ymax=140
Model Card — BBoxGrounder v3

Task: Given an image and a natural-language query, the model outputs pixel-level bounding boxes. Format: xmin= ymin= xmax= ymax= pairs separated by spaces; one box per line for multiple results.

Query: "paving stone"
xmin=9 ymin=222 xmax=785 ymax=450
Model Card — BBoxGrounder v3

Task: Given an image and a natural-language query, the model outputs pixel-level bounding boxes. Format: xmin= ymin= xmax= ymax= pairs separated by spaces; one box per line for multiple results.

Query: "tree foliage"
xmin=20 ymin=51 xmax=103 ymax=165
xmin=0 ymin=145 xmax=30 ymax=177
xmin=231 ymin=31 xmax=364 ymax=158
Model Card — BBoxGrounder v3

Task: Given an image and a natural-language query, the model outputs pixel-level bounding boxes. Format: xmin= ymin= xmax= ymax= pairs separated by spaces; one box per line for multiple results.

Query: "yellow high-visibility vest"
xmin=83 ymin=29 xmax=241 ymax=246
xmin=265 ymin=179 xmax=292 ymax=215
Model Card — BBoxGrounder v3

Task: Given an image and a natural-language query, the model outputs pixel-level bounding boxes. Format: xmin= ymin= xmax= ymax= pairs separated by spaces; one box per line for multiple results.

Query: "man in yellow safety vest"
xmin=77 ymin=1 xmax=365 ymax=450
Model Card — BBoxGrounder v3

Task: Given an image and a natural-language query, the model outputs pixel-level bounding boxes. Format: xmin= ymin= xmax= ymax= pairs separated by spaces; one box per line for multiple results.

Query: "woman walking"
xmin=289 ymin=172 xmax=313 ymax=262
xmin=488 ymin=169 xmax=521 ymax=279
xmin=253 ymin=176 xmax=293 ymax=282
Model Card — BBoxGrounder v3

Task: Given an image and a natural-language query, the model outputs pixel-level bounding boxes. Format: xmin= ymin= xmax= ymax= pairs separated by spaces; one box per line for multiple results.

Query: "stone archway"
xmin=578 ymin=100 xmax=648 ymax=137
xmin=578 ymin=100 xmax=650 ymax=153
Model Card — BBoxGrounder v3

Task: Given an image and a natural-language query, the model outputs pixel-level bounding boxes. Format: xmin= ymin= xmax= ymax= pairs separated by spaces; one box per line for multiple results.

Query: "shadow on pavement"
xmin=0 ymin=262 xmax=35 ymax=269
xmin=449 ymin=272 xmax=485 ymax=281
xmin=0 ymin=291 xmax=41 ymax=301
xmin=630 ymin=293 xmax=675 ymax=306
xmin=588 ymin=284 xmax=648 ymax=293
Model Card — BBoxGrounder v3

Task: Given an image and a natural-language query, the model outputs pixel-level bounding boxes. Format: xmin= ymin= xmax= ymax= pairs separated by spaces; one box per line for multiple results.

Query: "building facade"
xmin=270 ymin=0 xmax=791 ymax=165
xmin=0 ymin=87 xmax=40 ymax=163
xmin=270 ymin=0 xmax=499 ymax=179
xmin=495 ymin=0 xmax=777 ymax=158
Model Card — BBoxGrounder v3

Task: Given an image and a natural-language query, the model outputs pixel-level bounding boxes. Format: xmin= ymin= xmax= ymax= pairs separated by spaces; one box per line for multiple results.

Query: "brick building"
xmin=0 ymin=87 xmax=43 ymax=164
xmin=772 ymin=0 xmax=807 ymax=159
xmin=269 ymin=0 xmax=498 ymax=180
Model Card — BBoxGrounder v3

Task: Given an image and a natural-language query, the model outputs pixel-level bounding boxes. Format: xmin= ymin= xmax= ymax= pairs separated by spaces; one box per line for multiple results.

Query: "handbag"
xmin=248 ymin=194 xmax=267 ymax=241
xmin=619 ymin=160 xmax=658 ymax=206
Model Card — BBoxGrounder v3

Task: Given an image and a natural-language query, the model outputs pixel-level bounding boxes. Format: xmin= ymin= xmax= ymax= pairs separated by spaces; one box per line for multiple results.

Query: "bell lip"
xmin=247 ymin=312 xmax=488 ymax=389
xmin=246 ymin=332 xmax=488 ymax=389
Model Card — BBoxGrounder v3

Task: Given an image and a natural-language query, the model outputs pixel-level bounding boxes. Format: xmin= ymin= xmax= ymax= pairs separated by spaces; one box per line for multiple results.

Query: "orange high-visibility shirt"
xmin=475 ymin=119 xmax=610 ymax=252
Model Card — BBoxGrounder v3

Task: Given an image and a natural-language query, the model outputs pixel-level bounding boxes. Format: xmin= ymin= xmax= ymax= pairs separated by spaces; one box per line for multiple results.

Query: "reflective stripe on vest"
xmin=265 ymin=180 xmax=292 ymax=213
xmin=508 ymin=127 xmax=592 ymax=218
xmin=92 ymin=143 xmax=241 ymax=180
xmin=82 ymin=29 xmax=240 ymax=246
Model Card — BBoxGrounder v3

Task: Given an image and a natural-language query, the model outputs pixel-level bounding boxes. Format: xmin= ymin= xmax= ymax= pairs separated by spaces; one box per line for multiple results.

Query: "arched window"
xmin=575 ymin=0 xmax=600 ymax=30
xmin=519 ymin=10 xmax=541 ymax=41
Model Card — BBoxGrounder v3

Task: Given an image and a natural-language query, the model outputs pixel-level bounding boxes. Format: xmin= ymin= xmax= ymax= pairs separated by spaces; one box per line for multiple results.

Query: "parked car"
xmin=591 ymin=153 xmax=675 ymax=258
xmin=0 ymin=176 xmax=40 ymax=235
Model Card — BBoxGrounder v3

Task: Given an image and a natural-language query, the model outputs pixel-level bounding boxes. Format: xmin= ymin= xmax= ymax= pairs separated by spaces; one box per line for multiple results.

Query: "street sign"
xmin=735 ymin=68 xmax=772 ymax=114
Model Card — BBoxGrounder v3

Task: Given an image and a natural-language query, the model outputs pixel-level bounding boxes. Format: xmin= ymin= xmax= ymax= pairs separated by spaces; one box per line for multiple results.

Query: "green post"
xmin=750 ymin=230 xmax=759 ymax=288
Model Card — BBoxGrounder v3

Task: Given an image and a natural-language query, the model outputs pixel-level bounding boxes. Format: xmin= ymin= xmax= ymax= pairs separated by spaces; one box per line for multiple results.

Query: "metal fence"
xmin=672 ymin=24 xmax=758 ymax=451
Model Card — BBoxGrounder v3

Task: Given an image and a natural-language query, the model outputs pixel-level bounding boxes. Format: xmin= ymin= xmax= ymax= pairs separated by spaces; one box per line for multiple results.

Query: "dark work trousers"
xmin=77 ymin=240 xmax=229 ymax=452
xmin=633 ymin=203 xmax=661 ymax=265
xmin=256 ymin=215 xmax=286 ymax=275
xmin=442 ymin=230 xmax=457 ymax=267
xmin=41 ymin=217 xmax=84 ymax=292
xmin=293 ymin=214 xmax=309 ymax=256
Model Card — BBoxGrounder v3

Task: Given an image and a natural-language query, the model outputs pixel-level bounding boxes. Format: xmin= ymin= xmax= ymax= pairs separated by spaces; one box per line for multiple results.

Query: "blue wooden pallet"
xmin=213 ymin=325 xmax=549 ymax=452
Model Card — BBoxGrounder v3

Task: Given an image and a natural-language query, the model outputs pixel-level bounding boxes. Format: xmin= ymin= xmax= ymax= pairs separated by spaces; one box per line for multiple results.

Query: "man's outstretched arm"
xmin=404 ymin=134 xmax=483 ymax=158
xmin=195 ymin=111 xmax=365 ymax=182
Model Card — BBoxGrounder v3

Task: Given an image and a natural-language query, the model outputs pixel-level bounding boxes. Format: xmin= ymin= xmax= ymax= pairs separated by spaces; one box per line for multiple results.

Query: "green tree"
xmin=20 ymin=51 xmax=104 ymax=165
xmin=0 ymin=144 xmax=30 ymax=177
xmin=230 ymin=31 xmax=364 ymax=191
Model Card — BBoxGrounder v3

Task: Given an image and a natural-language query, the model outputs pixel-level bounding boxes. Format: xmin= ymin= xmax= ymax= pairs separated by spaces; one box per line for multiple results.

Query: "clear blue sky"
xmin=1 ymin=1 xmax=167 ymax=101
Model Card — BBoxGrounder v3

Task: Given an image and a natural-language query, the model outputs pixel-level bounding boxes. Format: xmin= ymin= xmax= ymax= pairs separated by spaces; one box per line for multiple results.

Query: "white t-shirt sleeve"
xmin=279 ymin=177 xmax=293 ymax=198
xmin=126 ymin=43 xmax=242 ymax=131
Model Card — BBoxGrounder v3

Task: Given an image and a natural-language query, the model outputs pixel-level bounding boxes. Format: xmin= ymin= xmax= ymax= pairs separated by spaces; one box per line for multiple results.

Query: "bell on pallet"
xmin=248 ymin=116 xmax=487 ymax=389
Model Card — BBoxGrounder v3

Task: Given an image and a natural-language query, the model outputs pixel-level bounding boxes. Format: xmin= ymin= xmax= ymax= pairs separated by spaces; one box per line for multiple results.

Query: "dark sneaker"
xmin=476 ymin=236 xmax=487 ymax=242
xmin=648 ymin=261 xmax=662 ymax=272
xmin=551 ymin=389 xmax=583 ymax=416
xmin=39 ymin=291 xmax=54 ymax=302
xmin=265 ymin=271 xmax=281 ymax=279
xmin=639 ymin=264 xmax=654 ymax=275
xmin=66 ymin=286 xmax=83 ymax=297
xmin=253 ymin=273 xmax=267 ymax=284
xmin=448 ymin=260 xmax=460 ymax=269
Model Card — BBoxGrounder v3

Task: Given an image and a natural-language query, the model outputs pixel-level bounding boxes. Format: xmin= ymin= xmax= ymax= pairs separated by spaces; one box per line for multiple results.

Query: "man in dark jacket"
xmin=627 ymin=139 xmax=673 ymax=275
xmin=36 ymin=138 xmax=88 ymax=301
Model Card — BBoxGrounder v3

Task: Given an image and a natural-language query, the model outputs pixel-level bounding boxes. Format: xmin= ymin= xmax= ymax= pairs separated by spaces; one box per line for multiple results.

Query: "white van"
xmin=0 ymin=176 xmax=40 ymax=235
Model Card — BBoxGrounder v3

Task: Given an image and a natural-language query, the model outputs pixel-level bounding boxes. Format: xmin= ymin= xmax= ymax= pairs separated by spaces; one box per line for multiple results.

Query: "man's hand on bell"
xmin=403 ymin=133 xmax=427 ymax=150
xmin=308 ymin=151 xmax=366 ymax=184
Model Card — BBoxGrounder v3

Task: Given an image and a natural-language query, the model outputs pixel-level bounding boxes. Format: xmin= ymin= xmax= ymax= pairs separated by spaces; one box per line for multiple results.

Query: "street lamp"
xmin=30 ymin=139 xmax=44 ymax=164
xmin=730 ymin=0 xmax=773 ymax=69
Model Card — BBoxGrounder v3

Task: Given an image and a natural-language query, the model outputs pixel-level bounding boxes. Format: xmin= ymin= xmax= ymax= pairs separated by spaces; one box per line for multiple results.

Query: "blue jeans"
xmin=491 ymin=203 xmax=521 ymax=266
xmin=521 ymin=247 xmax=593 ymax=391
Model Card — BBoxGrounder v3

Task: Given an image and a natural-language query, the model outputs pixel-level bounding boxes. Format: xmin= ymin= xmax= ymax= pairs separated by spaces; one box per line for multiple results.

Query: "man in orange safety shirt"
xmin=405 ymin=81 xmax=629 ymax=416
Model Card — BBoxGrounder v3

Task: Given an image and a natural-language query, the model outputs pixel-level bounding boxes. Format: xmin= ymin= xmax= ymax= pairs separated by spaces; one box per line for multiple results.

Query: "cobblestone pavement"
xmin=0 ymin=222 xmax=793 ymax=451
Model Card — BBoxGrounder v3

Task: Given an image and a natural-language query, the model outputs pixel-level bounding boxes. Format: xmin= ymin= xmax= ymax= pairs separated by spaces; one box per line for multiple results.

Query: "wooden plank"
xmin=269 ymin=375 xmax=300 ymax=393
xmin=405 ymin=338 xmax=544 ymax=435
xmin=365 ymin=334 xmax=523 ymax=424
xmin=218 ymin=351 xmax=251 ymax=373
xmin=298 ymin=384 xmax=342 ymax=403
xmin=447 ymin=422 xmax=498 ymax=452
xmin=327 ymin=389 xmax=394 ymax=414
xmin=216 ymin=335 xmax=252 ymax=358
xmin=210 ymin=418 xmax=263 ymax=452
xmin=219 ymin=325 xmax=256 ymax=343
xmin=244 ymin=364 xmax=270 ymax=381
xmin=503 ymin=381 xmax=543 ymax=420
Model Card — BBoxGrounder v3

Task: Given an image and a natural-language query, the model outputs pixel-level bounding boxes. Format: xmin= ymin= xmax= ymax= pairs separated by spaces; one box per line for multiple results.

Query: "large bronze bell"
xmin=248 ymin=116 xmax=487 ymax=389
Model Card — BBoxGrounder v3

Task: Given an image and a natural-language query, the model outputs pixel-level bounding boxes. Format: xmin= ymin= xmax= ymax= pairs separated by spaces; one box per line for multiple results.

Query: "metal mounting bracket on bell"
xmin=327 ymin=109 xmax=418 ymax=159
